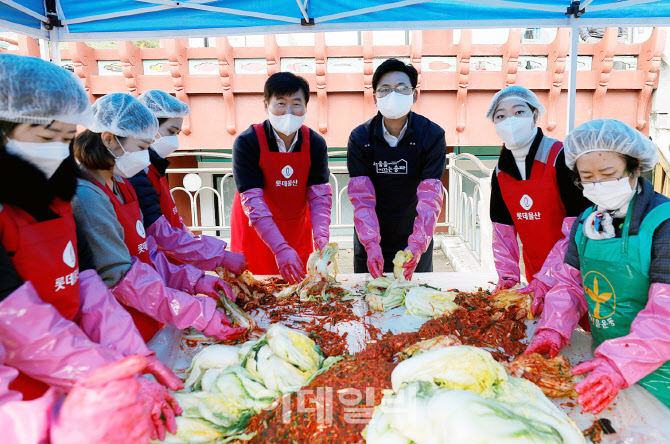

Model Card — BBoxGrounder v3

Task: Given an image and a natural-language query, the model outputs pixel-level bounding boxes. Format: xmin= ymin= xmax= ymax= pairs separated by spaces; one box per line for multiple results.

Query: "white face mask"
xmin=108 ymin=137 xmax=151 ymax=178
xmin=152 ymin=135 xmax=179 ymax=158
xmin=268 ymin=110 xmax=305 ymax=137
xmin=494 ymin=116 xmax=536 ymax=149
xmin=376 ymin=91 xmax=414 ymax=120
xmin=5 ymin=138 xmax=71 ymax=179
xmin=582 ymin=177 xmax=637 ymax=211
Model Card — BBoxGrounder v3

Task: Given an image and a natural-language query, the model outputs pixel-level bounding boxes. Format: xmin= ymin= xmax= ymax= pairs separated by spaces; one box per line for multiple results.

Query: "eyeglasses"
xmin=574 ymin=173 xmax=628 ymax=190
xmin=374 ymin=85 xmax=414 ymax=98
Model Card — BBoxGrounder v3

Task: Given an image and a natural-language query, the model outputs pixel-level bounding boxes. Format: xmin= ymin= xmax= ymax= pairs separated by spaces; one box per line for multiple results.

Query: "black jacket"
xmin=128 ymin=148 xmax=169 ymax=229
xmin=0 ymin=146 xmax=95 ymax=301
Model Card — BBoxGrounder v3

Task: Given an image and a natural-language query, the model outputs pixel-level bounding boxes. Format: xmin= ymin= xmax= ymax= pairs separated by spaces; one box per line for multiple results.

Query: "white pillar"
xmin=566 ymin=18 xmax=579 ymax=133
xmin=48 ymin=28 xmax=61 ymax=65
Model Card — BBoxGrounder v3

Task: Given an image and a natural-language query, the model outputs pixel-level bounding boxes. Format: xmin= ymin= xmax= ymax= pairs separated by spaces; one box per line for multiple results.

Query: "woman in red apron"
xmin=73 ymin=93 xmax=244 ymax=345
xmin=230 ymin=72 xmax=332 ymax=284
xmin=125 ymin=89 xmax=247 ymax=275
xmin=0 ymin=54 xmax=178 ymax=441
xmin=488 ymin=86 xmax=592 ymax=315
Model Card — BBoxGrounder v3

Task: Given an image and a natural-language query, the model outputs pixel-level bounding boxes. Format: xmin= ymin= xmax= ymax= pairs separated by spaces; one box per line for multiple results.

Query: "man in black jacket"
xmin=347 ymin=59 xmax=447 ymax=280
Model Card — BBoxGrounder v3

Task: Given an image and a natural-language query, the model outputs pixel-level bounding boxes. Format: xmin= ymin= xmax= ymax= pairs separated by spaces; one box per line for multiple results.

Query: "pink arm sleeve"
xmin=0 ymin=342 xmax=56 ymax=444
xmin=536 ymin=262 xmax=588 ymax=348
xmin=348 ymin=176 xmax=381 ymax=247
xmin=111 ymin=257 xmax=218 ymax=332
xmin=307 ymin=183 xmax=333 ymax=250
xmin=75 ymin=269 xmax=152 ymax=358
xmin=593 ymin=282 xmax=670 ymax=388
xmin=0 ymin=282 xmax=122 ymax=390
xmin=147 ymin=215 xmax=228 ymax=272
xmin=147 ymin=235 xmax=205 ymax=294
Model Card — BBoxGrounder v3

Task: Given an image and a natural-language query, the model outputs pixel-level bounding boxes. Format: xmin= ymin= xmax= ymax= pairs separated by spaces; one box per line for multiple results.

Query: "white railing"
xmin=165 ymin=151 xmax=492 ymax=267
xmin=445 ymin=153 xmax=494 ymax=271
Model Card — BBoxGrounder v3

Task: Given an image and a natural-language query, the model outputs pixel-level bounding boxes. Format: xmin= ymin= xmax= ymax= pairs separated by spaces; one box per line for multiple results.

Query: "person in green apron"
xmin=526 ymin=119 xmax=670 ymax=413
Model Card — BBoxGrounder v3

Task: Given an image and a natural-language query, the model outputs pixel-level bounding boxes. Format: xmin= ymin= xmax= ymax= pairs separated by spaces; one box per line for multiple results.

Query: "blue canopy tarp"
xmin=1 ymin=0 xmax=670 ymax=41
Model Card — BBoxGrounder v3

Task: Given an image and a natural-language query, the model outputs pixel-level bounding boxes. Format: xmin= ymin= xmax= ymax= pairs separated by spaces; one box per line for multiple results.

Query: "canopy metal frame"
xmin=2 ymin=0 xmax=669 ymax=130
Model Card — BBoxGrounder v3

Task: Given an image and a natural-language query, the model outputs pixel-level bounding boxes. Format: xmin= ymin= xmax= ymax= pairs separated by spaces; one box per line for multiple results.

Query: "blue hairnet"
xmin=89 ymin=93 xmax=158 ymax=139
xmin=564 ymin=119 xmax=659 ymax=172
xmin=486 ymin=85 xmax=546 ymax=121
xmin=138 ymin=90 xmax=190 ymax=118
xmin=0 ymin=54 xmax=93 ymax=127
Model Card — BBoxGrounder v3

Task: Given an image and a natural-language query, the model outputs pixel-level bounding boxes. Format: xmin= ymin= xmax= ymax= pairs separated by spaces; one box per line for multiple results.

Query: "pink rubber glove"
xmin=51 ymin=355 xmax=153 ymax=444
xmin=220 ymin=250 xmax=247 ymax=275
xmin=241 ymin=188 xmax=307 ymax=284
xmin=517 ymin=279 xmax=549 ymax=316
xmin=308 ymin=183 xmax=333 ymax=251
xmin=195 ymin=274 xmax=235 ymax=302
xmin=138 ymin=377 xmax=181 ymax=441
xmin=147 ymin=214 xmax=229 ymax=272
xmin=0 ymin=282 xmax=122 ymax=391
xmin=348 ymin=176 xmax=383 ymax=275
xmin=148 ymin=235 xmax=206 ymax=294
xmin=591 ymin=282 xmax=670 ymax=391
xmin=112 ymin=257 xmax=221 ymax=333
xmin=524 ymin=329 xmax=566 ymax=359
xmin=275 ymin=245 xmax=306 ymax=284
xmin=144 ymin=356 xmax=183 ymax=391
xmin=492 ymin=222 xmax=521 ymax=293
xmin=404 ymin=179 xmax=444 ymax=281
xmin=365 ymin=243 xmax=384 ymax=279
xmin=519 ymin=217 xmax=576 ymax=315
xmin=572 ymin=357 xmax=626 ymax=414
xmin=201 ymin=310 xmax=247 ymax=341
xmin=402 ymin=243 xmax=423 ymax=281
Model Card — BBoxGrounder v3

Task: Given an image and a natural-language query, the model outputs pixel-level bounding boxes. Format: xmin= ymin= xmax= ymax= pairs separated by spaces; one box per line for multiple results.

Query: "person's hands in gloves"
xmin=517 ymin=279 xmax=550 ymax=316
xmin=572 ymin=357 xmax=627 ymax=414
xmin=143 ymin=355 xmax=184 ymax=391
xmin=365 ymin=243 xmax=384 ymax=279
xmin=138 ymin=377 xmax=182 ymax=441
xmin=275 ymin=245 xmax=306 ymax=284
xmin=195 ymin=274 xmax=235 ymax=302
xmin=50 ymin=355 xmax=153 ymax=444
xmin=524 ymin=329 xmax=565 ymax=359
xmin=220 ymin=250 xmax=247 ymax=275
xmin=402 ymin=243 xmax=423 ymax=281
xmin=201 ymin=310 xmax=246 ymax=341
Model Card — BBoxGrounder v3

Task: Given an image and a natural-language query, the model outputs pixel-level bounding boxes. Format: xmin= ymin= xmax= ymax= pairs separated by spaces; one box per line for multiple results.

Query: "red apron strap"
xmin=147 ymin=164 xmax=162 ymax=195
xmin=116 ymin=177 xmax=139 ymax=204
xmin=546 ymin=141 xmax=563 ymax=168
xmin=253 ymin=124 xmax=270 ymax=153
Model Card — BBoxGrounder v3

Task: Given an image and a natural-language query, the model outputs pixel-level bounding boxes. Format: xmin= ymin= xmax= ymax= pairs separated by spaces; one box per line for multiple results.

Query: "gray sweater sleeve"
xmin=71 ymin=179 xmax=132 ymax=287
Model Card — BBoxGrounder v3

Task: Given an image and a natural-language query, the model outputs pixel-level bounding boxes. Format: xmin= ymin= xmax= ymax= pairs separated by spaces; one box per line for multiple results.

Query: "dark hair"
xmin=372 ymin=58 xmax=418 ymax=91
xmin=0 ymin=121 xmax=20 ymax=140
xmin=264 ymin=72 xmax=310 ymax=104
xmin=74 ymin=130 xmax=120 ymax=170
xmin=158 ymin=117 xmax=169 ymax=126
xmin=572 ymin=153 xmax=641 ymax=185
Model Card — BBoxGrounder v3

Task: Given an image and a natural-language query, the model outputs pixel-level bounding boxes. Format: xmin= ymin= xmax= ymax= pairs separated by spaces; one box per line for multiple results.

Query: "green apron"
xmin=576 ymin=199 xmax=670 ymax=408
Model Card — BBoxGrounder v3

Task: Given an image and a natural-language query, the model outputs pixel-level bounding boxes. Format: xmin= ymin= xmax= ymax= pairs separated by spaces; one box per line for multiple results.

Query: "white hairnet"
xmin=486 ymin=85 xmax=546 ymax=120
xmin=89 ymin=93 xmax=158 ymax=140
xmin=0 ymin=54 xmax=93 ymax=127
xmin=564 ymin=119 xmax=659 ymax=172
xmin=138 ymin=90 xmax=190 ymax=118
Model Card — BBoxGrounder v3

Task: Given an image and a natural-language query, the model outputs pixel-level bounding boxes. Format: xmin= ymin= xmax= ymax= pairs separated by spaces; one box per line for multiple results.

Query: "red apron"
xmin=90 ymin=177 xmax=160 ymax=342
xmin=0 ymin=199 xmax=80 ymax=400
xmin=147 ymin=164 xmax=181 ymax=228
xmin=498 ymin=137 xmax=566 ymax=282
xmin=230 ymin=124 xmax=313 ymax=275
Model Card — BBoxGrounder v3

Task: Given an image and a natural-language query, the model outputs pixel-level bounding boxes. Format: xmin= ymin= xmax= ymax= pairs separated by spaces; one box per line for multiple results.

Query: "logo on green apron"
xmin=583 ymin=271 xmax=616 ymax=319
